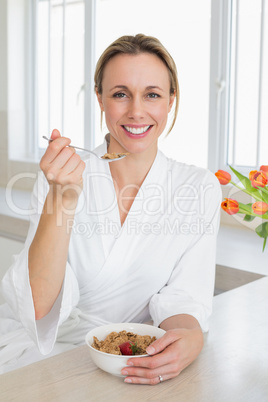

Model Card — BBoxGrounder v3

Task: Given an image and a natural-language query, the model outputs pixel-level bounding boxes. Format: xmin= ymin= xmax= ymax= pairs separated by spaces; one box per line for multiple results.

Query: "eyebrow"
xmin=109 ymin=85 xmax=164 ymax=92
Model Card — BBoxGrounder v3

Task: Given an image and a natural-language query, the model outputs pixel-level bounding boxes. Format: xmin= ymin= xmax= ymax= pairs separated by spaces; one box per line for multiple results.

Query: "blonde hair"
xmin=94 ymin=34 xmax=179 ymax=135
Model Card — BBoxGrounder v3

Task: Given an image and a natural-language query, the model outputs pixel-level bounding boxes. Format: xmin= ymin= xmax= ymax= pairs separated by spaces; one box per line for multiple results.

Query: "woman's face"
xmin=96 ymin=53 xmax=175 ymax=156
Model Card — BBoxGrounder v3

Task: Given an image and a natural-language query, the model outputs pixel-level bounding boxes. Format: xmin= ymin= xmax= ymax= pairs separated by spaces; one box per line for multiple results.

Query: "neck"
xmin=110 ymin=153 xmax=156 ymax=188
xmin=107 ymin=136 xmax=157 ymax=187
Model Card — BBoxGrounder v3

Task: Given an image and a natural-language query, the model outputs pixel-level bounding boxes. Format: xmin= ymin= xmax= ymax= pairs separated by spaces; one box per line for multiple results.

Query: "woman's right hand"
xmin=40 ymin=129 xmax=86 ymax=207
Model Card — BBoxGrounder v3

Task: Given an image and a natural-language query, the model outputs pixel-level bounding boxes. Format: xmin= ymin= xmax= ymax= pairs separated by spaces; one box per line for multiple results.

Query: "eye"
xmin=147 ymin=93 xmax=160 ymax=99
xmin=113 ymin=92 xmax=127 ymax=98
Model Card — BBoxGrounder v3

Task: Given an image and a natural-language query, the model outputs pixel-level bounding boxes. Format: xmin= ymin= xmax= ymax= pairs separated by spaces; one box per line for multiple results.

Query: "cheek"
xmin=151 ymin=104 xmax=170 ymax=123
xmin=104 ymin=102 xmax=124 ymax=123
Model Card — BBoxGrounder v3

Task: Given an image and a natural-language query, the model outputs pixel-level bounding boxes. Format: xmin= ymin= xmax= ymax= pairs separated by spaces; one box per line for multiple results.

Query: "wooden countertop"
xmin=1 ymin=277 xmax=268 ymax=402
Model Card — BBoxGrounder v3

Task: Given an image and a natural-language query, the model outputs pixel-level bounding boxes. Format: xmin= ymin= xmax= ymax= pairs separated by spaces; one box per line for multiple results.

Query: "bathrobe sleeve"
xmin=149 ymin=172 xmax=222 ymax=332
xmin=0 ymin=172 xmax=80 ymax=354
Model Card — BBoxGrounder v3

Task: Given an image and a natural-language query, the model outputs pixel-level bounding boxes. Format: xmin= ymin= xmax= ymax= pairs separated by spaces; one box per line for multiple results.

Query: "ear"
xmin=168 ymin=91 xmax=176 ymax=113
xmin=96 ymin=89 xmax=105 ymax=112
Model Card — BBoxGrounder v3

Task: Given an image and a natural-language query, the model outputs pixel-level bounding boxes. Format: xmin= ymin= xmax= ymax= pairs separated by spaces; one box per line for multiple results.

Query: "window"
xmin=209 ymin=0 xmax=268 ymax=172
xmin=228 ymin=0 xmax=268 ymax=167
xmin=12 ymin=1 xmax=267 ymax=173
xmin=35 ymin=0 xmax=86 ymax=154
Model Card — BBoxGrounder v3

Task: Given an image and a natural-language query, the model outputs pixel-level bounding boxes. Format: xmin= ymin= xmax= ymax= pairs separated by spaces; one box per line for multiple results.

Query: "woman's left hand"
xmin=121 ymin=327 xmax=204 ymax=385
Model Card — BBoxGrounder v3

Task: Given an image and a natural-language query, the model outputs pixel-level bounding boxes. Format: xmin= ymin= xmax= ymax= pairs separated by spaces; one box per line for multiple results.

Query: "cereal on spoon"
xmin=101 ymin=152 xmax=130 ymax=159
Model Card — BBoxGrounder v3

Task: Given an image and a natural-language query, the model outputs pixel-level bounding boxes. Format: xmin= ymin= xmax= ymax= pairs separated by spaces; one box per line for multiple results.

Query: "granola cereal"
xmin=101 ymin=152 xmax=130 ymax=159
xmin=91 ymin=330 xmax=156 ymax=355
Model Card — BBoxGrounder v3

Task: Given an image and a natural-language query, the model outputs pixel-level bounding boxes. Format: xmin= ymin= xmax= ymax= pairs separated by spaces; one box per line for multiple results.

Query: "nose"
xmin=127 ymin=96 xmax=145 ymax=120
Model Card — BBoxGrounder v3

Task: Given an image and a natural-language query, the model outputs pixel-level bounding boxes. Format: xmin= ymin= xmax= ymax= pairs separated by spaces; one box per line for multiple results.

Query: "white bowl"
xmin=85 ymin=323 xmax=166 ymax=377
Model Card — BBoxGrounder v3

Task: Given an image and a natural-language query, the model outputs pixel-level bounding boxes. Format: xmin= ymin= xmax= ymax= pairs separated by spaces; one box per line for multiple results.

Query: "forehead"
xmin=102 ymin=53 xmax=170 ymax=89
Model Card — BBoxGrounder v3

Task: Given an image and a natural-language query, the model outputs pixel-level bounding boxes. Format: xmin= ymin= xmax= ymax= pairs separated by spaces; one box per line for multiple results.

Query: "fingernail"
xmin=127 ymin=361 xmax=134 ymax=366
xmin=146 ymin=346 xmax=155 ymax=354
xmin=121 ymin=370 xmax=128 ymax=375
xmin=124 ymin=378 xmax=132 ymax=383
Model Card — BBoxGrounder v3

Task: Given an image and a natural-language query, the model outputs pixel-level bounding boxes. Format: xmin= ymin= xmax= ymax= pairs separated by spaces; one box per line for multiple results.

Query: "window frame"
xmin=84 ymin=0 xmax=96 ymax=150
xmin=208 ymin=0 xmax=232 ymax=174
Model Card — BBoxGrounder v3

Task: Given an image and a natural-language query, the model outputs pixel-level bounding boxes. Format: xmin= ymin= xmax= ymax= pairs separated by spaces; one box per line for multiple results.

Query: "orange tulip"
xmin=221 ymin=198 xmax=239 ymax=215
xmin=215 ymin=170 xmax=231 ymax=185
xmin=249 ymin=170 xmax=257 ymax=181
xmin=260 ymin=165 xmax=268 ymax=175
xmin=252 ymin=202 xmax=268 ymax=215
xmin=250 ymin=170 xmax=268 ymax=188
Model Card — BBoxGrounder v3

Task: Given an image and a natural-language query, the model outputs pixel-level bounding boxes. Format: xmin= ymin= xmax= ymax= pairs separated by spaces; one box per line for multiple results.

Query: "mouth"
xmin=122 ymin=125 xmax=152 ymax=135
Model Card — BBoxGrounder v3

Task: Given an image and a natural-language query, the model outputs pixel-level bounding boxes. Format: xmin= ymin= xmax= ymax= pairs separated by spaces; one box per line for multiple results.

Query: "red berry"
xmin=119 ymin=341 xmax=137 ymax=355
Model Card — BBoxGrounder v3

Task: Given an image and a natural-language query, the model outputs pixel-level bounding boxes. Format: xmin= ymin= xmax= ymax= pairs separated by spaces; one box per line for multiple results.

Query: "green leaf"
xmin=255 ymin=222 xmax=268 ymax=238
xmin=230 ymin=166 xmax=252 ymax=188
xmin=238 ymin=202 xmax=256 ymax=216
xmin=255 ymin=222 xmax=268 ymax=252
xmin=262 ymin=237 xmax=267 ymax=252
xmin=130 ymin=342 xmax=138 ymax=355
xmin=262 ymin=193 xmax=268 ymax=204
xmin=256 ymin=186 xmax=268 ymax=203
xmin=243 ymin=214 xmax=256 ymax=222
xmin=259 ymin=186 xmax=268 ymax=195
xmin=230 ymin=166 xmax=262 ymax=199
xmin=229 ymin=166 xmax=253 ymax=190
xmin=238 ymin=202 xmax=253 ymax=214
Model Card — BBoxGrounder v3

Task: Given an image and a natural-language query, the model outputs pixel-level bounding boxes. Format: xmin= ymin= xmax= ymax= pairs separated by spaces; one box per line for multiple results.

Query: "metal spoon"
xmin=42 ymin=136 xmax=128 ymax=162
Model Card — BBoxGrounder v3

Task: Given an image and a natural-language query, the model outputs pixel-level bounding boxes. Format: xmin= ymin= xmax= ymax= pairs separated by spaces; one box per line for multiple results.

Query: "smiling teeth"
xmin=124 ymin=125 xmax=150 ymax=134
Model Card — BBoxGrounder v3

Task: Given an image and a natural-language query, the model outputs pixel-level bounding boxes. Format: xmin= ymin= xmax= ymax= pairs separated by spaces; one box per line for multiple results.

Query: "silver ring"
xmin=159 ymin=375 xmax=163 ymax=382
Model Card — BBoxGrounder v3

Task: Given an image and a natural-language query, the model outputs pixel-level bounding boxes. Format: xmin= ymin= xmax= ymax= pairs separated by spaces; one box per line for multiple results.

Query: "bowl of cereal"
xmin=85 ymin=323 xmax=166 ymax=377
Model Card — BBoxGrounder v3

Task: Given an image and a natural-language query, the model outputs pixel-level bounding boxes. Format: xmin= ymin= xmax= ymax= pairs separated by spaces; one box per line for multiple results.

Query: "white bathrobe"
xmin=0 ymin=138 xmax=221 ymax=373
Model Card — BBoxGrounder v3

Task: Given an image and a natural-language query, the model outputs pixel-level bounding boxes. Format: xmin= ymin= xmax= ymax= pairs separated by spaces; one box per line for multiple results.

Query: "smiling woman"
xmin=0 ymin=34 xmax=221 ymax=384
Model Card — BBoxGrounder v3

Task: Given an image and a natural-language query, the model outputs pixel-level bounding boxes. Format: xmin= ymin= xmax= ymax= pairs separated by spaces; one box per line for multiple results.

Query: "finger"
xmin=61 ymin=153 xmax=83 ymax=176
xmin=127 ymin=338 xmax=183 ymax=369
xmin=41 ymin=138 xmax=72 ymax=169
xmin=47 ymin=155 xmax=84 ymax=185
xmin=124 ymin=376 xmax=162 ymax=385
xmin=146 ymin=330 xmax=183 ymax=355
xmin=127 ymin=346 xmax=175 ymax=369
xmin=124 ymin=372 xmax=174 ymax=385
xmin=62 ymin=161 xmax=85 ymax=189
xmin=66 ymin=159 xmax=86 ymax=181
xmin=122 ymin=361 xmax=175 ymax=379
xmin=49 ymin=146 xmax=76 ymax=170
xmin=50 ymin=128 xmax=61 ymax=140
xmin=68 ymin=159 xmax=86 ymax=182
xmin=47 ymin=137 xmax=72 ymax=161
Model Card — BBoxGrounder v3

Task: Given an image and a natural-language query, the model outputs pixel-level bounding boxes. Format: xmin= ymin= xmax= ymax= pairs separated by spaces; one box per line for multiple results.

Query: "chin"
xmin=109 ymin=133 xmax=158 ymax=155
xmin=127 ymin=144 xmax=157 ymax=157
